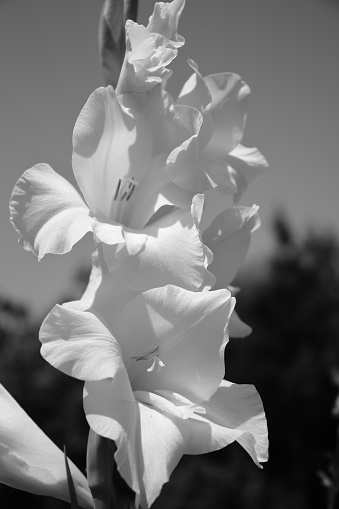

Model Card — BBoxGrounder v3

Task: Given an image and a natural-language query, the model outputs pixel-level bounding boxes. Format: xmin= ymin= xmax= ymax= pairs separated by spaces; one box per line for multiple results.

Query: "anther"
xmin=113 ymin=179 xmax=122 ymax=201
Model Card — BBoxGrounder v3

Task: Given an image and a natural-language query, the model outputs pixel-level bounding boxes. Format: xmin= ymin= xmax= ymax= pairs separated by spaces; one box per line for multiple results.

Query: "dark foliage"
xmin=0 ymin=298 xmax=88 ymax=509
xmin=1 ymin=215 xmax=339 ymax=508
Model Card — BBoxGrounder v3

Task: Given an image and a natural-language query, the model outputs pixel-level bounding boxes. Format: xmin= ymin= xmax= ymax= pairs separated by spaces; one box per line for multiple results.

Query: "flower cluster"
xmin=6 ymin=1 xmax=269 ymax=507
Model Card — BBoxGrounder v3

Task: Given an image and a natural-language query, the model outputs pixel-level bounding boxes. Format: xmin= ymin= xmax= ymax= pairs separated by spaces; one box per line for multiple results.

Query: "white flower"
xmin=40 ymin=285 xmax=268 ymax=508
xmin=176 ymin=59 xmax=269 ymax=200
xmin=0 ymin=384 xmax=93 ymax=508
xmin=9 ymin=85 xmax=214 ymax=292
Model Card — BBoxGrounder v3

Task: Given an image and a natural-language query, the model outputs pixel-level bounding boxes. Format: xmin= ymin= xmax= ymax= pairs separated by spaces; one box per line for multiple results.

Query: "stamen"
xmin=131 ymin=346 xmax=165 ymax=373
xmin=126 ymin=185 xmax=136 ymax=201
xmin=114 ymin=177 xmax=138 ymax=203
xmin=113 ymin=179 xmax=122 ymax=201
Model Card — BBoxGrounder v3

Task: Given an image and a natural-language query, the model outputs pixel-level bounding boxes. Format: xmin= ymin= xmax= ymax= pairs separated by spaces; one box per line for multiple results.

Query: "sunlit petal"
xmin=72 ymin=86 xmax=151 ymax=223
xmin=176 ymin=58 xmax=212 ymax=111
xmin=119 ymin=285 xmax=234 ymax=402
xmin=117 ymin=21 xmax=176 ymax=94
xmin=203 ymin=205 xmax=260 ymax=287
xmin=186 ymin=381 xmax=268 ymax=467
xmin=84 ymin=380 xmax=189 ymax=509
xmin=40 ymin=306 xmax=131 ymax=398
xmin=102 ymin=196 xmax=215 ymax=292
xmin=0 ymin=384 xmax=93 ymax=508
xmin=165 ymin=132 xmax=211 ymax=193
xmin=120 ymin=86 xmax=203 ymax=164
xmin=147 ymin=0 xmax=186 ymax=43
xmin=226 ymin=144 xmax=269 ymax=201
xmin=64 ymin=247 xmax=139 ymax=340
xmin=9 ymin=163 xmax=94 ymax=260
xmin=203 ymin=73 xmax=251 ymax=160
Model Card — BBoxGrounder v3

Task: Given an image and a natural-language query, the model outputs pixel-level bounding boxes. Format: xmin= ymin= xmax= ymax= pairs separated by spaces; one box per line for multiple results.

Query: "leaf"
xmin=64 ymin=445 xmax=80 ymax=509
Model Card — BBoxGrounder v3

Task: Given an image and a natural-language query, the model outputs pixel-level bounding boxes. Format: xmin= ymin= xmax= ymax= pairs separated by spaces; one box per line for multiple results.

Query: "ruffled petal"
xmin=226 ymin=144 xmax=269 ymax=201
xmin=186 ymin=380 xmax=268 ymax=467
xmin=92 ymin=219 xmax=126 ymax=245
xmin=118 ymin=284 xmax=234 ymax=403
xmin=39 ymin=306 xmax=132 ymax=397
xmin=117 ymin=21 xmax=177 ymax=94
xmin=202 ymin=205 xmax=260 ymax=287
xmin=176 ymin=58 xmax=212 ymax=111
xmin=203 ymin=73 xmax=251 ymax=160
xmin=0 ymin=384 xmax=93 ymax=508
xmin=120 ymin=85 xmax=203 ymax=161
xmin=116 ymin=90 xmax=203 ymax=228
xmin=9 ymin=163 xmax=94 ymax=260
xmin=147 ymin=0 xmax=186 ymax=43
xmin=84 ymin=380 xmax=190 ymax=508
xmin=204 ymin=158 xmax=238 ymax=194
xmin=199 ymin=188 xmax=234 ymax=234
xmin=72 ymin=86 xmax=151 ymax=223
xmin=118 ymin=0 xmax=185 ymax=95
xmin=102 ymin=195 xmax=215 ymax=292
xmin=165 ymin=131 xmax=211 ymax=193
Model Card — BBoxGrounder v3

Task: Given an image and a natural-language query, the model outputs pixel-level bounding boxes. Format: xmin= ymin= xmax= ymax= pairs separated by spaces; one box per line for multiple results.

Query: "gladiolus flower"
xmin=40 ymin=285 xmax=268 ymax=508
xmin=0 ymin=384 xmax=93 ymax=508
xmin=9 ymin=85 xmax=214 ymax=292
xmin=175 ymin=59 xmax=269 ymax=200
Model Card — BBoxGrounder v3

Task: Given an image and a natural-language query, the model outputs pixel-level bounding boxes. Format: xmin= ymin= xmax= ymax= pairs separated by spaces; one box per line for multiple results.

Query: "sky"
xmin=0 ymin=0 xmax=338 ymax=317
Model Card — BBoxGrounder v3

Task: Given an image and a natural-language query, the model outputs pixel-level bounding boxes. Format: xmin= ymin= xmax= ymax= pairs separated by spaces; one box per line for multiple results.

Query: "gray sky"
xmin=0 ymin=0 xmax=338 ymax=316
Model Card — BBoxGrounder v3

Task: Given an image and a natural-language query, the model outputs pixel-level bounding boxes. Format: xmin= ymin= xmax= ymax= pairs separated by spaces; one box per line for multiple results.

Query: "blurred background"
xmin=0 ymin=0 xmax=339 ymax=507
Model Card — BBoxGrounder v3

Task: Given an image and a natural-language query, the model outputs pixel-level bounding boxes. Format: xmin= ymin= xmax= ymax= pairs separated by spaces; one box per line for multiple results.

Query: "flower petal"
xmin=165 ymin=132 xmax=212 ymax=193
xmin=186 ymin=380 xmax=268 ymax=467
xmin=176 ymin=58 xmax=212 ymax=111
xmin=84 ymin=379 xmax=189 ymax=508
xmin=203 ymin=73 xmax=251 ymax=160
xmin=72 ymin=86 xmax=151 ymax=222
xmin=64 ymin=247 xmax=139 ymax=341
xmin=40 ymin=305 xmax=132 ymax=398
xmin=202 ymin=205 xmax=260 ymax=287
xmin=115 ymin=90 xmax=203 ymax=228
xmin=103 ymin=196 xmax=215 ymax=292
xmin=119 ymin=284 xmax=235 ymax=403
xmin=204 ymin=158 xmax=238 ymax=194
xmin=117 ymin=21 xmax=177 ymax=94
xmin=226 ymin=144 xmax=269 ymax=201
xmin=120 ymin=85 xmax=203 ymax=163
xmin=147 ymin=0 xmax=186 ymax=43
xmin=199 ymin=187 xmax=234 ymax=234
xmin=0 ymin=384 xmax=93 ymax=508
xmin=9 ymin=164 xmax=94 ymax=260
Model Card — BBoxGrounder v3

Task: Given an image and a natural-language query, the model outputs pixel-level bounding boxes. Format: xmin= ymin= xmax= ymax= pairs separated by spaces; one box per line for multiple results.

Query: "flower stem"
xmin=86 ymin=429 xmax=117 ymax=509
